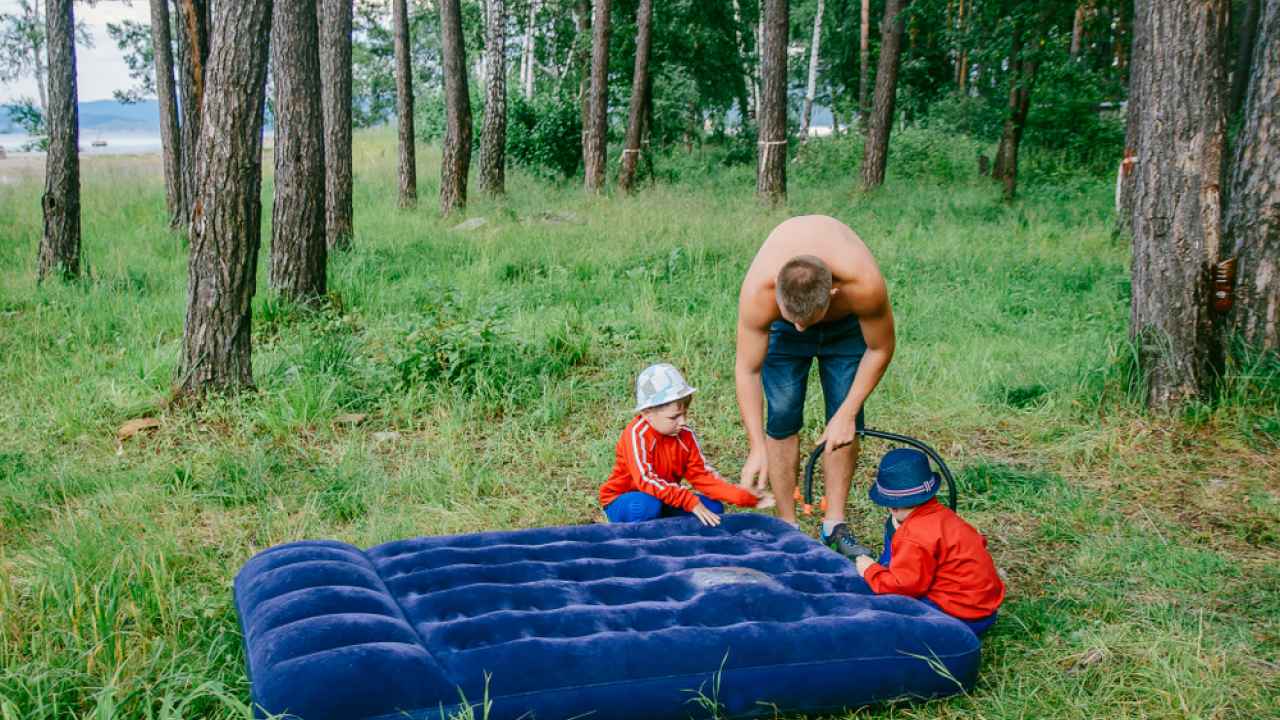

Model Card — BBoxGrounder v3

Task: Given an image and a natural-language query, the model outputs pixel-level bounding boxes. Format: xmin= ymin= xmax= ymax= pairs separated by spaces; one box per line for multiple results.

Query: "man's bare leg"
xmin=821 ymin=437 xmax=859 ymax=526
xmin=766 ymin=434 xmax=801 ymax=524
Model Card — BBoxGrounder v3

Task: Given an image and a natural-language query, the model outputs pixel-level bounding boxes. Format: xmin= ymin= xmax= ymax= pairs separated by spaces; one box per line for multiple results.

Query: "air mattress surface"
xmin=234 ymin=514 xmax=980 ymax=719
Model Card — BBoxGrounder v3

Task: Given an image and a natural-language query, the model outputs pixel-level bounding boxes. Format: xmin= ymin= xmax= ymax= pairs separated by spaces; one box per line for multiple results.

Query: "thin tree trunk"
xmin=175 ymin=0 xmax=210 ymax=226
xmin=732 ymin=0 xmax=756 ymax=123
xmin=756 ymin=0 xmax=787 ymax=202
xmin=1230 ymin=0 xmax=1261 ymax=117
xmin=618 ymin=0 xmax=651 ymax=193
xmin=480 ymin=0 xmax=507 ymax=196
xmin=521 ymin=0 xmax=539 ymax=98
xmin=860 ymin=0 xmax=908 ymax=191
xmin=993 ymin=20 xmax=1037 ymax=199
xmin=583 ymin=0 xmax=611 ymax=193
xmin=30 ymin=0 xmax=48 ymax=116
xmin=178 ymin=0 xmax=273 ymax=396
xmin=1071 ymin=2 xmax=1087 ymax=59
xmin=1129 ymin=0 xmax=1229 ymax=409
xmin=439 ymin=0 xmax=472 ymax=214
xmin=319 ymin=0 xmax=354 ymax=250
xmin=1224 ymin=0 xmax=1278 ymax=351
xmin=800 ymin=0 xmax=824 ymax=140
xmin=859 ymin=0 xmax=870 ymax=131
xmin=37 ymin=0 xmax=79 ymax=281
xmin=954 ymin=0 xmax=967 ymax=91
xmin=575 ymin=0 xmax=590 ymax=138
xmin=392 ymin=0 xmax=417 ymax=207
xmin=270 ymin=0 xmax=327 ymax=302
xmin=1114 ymin=8 xmax=1128 ymax=74
xmin=150 ymin=0 xmax=184 ymax=229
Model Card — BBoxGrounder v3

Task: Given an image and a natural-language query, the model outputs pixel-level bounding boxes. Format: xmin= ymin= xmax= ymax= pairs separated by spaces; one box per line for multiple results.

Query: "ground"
xmin=0 ymin=130 xmax=1276 ymax=718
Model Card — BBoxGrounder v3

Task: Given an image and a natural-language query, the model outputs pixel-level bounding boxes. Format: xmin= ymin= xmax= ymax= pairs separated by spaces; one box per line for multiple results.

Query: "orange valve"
xmin=793 ymin=487 xmax=802 ymax=502
xmin=802 ymin=503 xmax=813 ymax=515
xmin=819 ymin=496 xmax=828 ymax=512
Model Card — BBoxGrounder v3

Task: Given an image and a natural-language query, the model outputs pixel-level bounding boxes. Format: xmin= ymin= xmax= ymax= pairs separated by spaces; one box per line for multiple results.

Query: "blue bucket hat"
xmin=868 ymin=448 xmax=941 ymax=508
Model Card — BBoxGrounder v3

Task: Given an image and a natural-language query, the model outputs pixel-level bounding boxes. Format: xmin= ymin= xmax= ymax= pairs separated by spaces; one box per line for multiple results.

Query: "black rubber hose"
xmin=802 ymin=429 xmax=957 ymax=511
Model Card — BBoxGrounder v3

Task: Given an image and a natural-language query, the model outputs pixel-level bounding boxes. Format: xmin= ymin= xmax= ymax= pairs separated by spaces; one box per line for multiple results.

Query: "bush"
xmin=506 ymin=92 xmax=583 ymax=180
xmin=886 ymin=126 xmax=987 ymax=183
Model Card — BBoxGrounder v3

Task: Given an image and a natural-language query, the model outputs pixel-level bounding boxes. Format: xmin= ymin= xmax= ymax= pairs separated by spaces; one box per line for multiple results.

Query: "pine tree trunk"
xmin=954 ymin=0 xmax=967 ymax=92
xmin=1071 ymin=3 xmax=1087 ymax=58
xmin=799 ymin=0 xmax=824 ymax=140
xmin=756 ymin=0 xmax=787 ymax=202
xmin=178 ymin=0 xmax=273 ymax=396
xmin=480 ymin=0 xmax=507 ymax=196
xmin=576 ymin=0 xmax=590 ymax=138
xmin=270 ymin=0 xmax=327 ymax=302
xmin=731 ymin=0 xmax=756 ymax=123
xmin=521 ymin=0 xmax=539 ymax=98
xmin=618 ymin=0 xmax=651 ymax=193
xmin=1129 ymin=0 xmax=1229 ymax=409
xmin=150 ymin=0 xmax=184 ymax=229
xmin=993 ymin=22 xmax=1037 ymax=200
xmin=859 ymin=0 xmax=870 ymax=131
xmin=175 ymin=0 xmax=210 ymax=226
xmin=860 ymin=0 xmax=908 ymax=191
xmin=392 ymin=0 xmax=417 ymax=208
xmin=1224 ymin=0 xmax=1279 ymax=351
xmin=319 ymin=0 xmax=354 ymax=250
xmin=37 ymin=0 xmax=80 ymax=282
xmin=1230 ymin=0 xmax=1261 ymax=117
xmin=439 ymin=0 xmax=472 ymax=214
xmin=583 ymin=0 xmax=611 ymax=193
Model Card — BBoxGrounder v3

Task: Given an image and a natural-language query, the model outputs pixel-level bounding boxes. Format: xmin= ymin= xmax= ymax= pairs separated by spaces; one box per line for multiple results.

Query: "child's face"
xmin=888 ymin=505 xmax=916 ymax=524
xmin=641 ymin=399 xmax=690 ymax=436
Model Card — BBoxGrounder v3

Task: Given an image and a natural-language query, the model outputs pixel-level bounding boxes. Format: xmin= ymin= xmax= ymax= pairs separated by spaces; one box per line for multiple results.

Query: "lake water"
xmin=0 ymin=133 xmax=162 ymax=156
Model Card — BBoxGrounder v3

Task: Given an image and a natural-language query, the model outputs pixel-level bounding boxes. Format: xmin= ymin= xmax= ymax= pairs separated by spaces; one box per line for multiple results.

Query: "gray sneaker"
xmin=821 ymin=523 xmax=874 ymax=561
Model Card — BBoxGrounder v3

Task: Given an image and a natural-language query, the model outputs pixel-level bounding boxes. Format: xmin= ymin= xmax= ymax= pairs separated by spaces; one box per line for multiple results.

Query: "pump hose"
xmin=802 ymin=429 xmax=957 ymax=511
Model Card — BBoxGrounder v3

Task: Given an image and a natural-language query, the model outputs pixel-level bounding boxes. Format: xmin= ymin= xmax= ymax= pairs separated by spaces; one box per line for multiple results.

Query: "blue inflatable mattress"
xmin=234 ymin=514 xmax=980 ymax=719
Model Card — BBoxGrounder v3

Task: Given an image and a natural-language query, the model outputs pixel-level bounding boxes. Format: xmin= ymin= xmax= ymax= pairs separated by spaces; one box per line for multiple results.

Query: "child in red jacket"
xmin=600 ymin=363 xmax=773 ymax=526
xmin=846 ymin=448 xmax=1005 ymax=636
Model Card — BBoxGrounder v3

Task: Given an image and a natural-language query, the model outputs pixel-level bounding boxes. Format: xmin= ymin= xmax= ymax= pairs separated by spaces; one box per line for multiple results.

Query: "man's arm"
xmin=823 ymin=282 xmax=896 ymax=451
xmin=734 ymin=309 xmax=771 ymax=490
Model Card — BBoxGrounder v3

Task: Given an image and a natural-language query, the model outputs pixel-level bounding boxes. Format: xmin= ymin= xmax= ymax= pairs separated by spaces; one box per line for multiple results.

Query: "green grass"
xmin=1 ymin=129 xmax=1277 ymax=718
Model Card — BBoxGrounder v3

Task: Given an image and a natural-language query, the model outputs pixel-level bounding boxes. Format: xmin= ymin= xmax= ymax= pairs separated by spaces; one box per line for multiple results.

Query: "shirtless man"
xmin=735 ymin=215 xmax=896 ymax=558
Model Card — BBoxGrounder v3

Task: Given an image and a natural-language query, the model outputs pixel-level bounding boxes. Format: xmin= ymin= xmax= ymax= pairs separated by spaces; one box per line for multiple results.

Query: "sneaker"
xmin=821 ymin=523 xmax=874 ymax=561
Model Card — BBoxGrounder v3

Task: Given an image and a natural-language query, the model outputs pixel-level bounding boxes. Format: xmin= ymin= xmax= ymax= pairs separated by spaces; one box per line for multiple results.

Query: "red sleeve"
xmin=863 ymin=538 xmax=935 ymax=597
xmin=622 ymin=421 xmax=699 ymax=511
xmin=681 ymin=430 xmax=759 ymax=507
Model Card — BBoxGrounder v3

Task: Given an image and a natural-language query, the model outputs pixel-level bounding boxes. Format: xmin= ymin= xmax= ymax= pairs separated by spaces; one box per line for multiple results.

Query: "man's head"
xmin=776 ymin=255 xmax=835 ymax=330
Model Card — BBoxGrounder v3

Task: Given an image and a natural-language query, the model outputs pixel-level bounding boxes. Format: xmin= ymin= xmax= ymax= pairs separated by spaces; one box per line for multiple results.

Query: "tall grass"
xmin=0 ymin=131 xmax=1276 ymax=718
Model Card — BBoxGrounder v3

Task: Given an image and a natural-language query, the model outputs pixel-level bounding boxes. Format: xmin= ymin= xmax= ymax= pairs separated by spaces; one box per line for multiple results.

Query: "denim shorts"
xmin=762 ymin=313 xmax=867 ymax=439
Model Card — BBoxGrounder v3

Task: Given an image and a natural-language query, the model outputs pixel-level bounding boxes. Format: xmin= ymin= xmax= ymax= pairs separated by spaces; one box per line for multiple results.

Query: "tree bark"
xmin=392 ymin=0 xmax=417 ymax=208
xmin=800 ymin=0 xmax=824 ymax=140
xmin=480 ymin=0 xmax=507 ymax=196
xmin=439 ymin=0 xmax=472 ymax=214
xmin=150 ymin=0 xmax=184 ymax=229
xmin=583 ymin=0 xmax=611 ymax=193
xmin=954 ymin=0 xmax=967 ymax=93
xmin=860 ymin=0 xmax=908 ymax=191
xmin=575 ymin=0 xmax=590 ymax=140
xmin=178 ymin=0 xmax=273 ymax=395
xmin=319 ymin=0 xmax=354 ymax=250
xmin=1129 ymin=0 xmax=1229 ymax=409
xmin=618 ymin=0 xmax=651 ymax=193
xmin=993 ymin=21 xmax=1037 ymax=200
xmin=756 ymin=0 xmax=788 ymax=203
xmin=37 ymin=0 xmax=79 ymax=282
xmin=1230 ymin=0 xmax=1261 ymax=117
xmin=270 ymin=0 xmax=327 ymax=302
xmin=520 ymin=0 xmax=538 ymax=98
xmin=175 ymin=0 xmax=210 ymax=226
xmin=1224 ymin=0 xmax=1279 ymax=351
xmin=859 ymin=0 xmax=870 ymax=130
xmin=1071 ymin=2 xmax=1088 ymax=59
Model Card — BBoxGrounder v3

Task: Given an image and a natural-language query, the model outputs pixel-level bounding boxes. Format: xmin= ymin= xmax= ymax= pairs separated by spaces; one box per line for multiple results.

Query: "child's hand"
xmin=691 ymin=502 xmax=721 ymax=527
xmin=854 ymin=555 xmax=875 ymax=576
xmin=753 ymin=490 xmax=776 ymax=510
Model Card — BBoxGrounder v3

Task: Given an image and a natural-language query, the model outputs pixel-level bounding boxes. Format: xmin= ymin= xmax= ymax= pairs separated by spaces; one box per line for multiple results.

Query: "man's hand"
xmin=751 ymin=489 xmax=776 ymax=510
xmin=819 ymin=409 xmax=860 ymax=453
xmin=691 ymin=502 xmax=722 ymax=527
xmin=740 ymin=446 xmax=769 ymax=492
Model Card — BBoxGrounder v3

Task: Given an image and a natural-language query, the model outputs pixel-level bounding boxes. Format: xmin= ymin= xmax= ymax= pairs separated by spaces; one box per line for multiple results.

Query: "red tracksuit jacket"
xmin=599 ymin=416 xmax=759 ymax=512
xmin=863 ymin=498 xmax=1005 ymax=620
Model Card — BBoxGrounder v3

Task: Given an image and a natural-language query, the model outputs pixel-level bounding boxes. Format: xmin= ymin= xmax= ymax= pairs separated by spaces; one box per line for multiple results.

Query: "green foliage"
xmin=884 ymin=125 xmax=987 ymax=182
xmin=5 ymin=96 xmax=45 ymax=147
xmin=506 ymin=92 xmax=583 ymax=179
xmin=105 ymin=19 xmax=154 ymax=105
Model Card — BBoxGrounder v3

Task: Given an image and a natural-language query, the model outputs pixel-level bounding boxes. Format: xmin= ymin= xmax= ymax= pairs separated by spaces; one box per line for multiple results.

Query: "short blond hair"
xmin=776 ymin=255 xmax=832 ymax=321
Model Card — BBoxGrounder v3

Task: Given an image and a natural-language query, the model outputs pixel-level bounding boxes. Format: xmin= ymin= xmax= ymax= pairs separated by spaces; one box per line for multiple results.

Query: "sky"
xmin=0 ymin=0 xmax=150 ymax=104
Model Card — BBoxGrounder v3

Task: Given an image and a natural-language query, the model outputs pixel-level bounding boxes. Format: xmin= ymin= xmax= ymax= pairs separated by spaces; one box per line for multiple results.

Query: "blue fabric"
xmin=762 ymin=314 xmax=868 ymax=439
xmin=878 ymin=517 xmax=996 ymax=638
xmin=604 ymin=491 xmax=724 ymax=522
xmin=868 ymin=448 xmax=942 ymax=508
xmin=234 ymin=514 xmax=981 ymax=720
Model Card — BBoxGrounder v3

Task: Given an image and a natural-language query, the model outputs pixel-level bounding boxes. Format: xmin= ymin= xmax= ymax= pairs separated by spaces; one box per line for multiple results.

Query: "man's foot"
xmin=821 ymin=522 xmax=874 ymax=561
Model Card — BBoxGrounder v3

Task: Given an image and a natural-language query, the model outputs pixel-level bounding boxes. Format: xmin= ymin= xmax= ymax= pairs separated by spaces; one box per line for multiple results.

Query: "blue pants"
xmin=762 ymin=314 xmax=867 ymax=439
xmin=603 ymin=492 xmax=724 ymax=523
xmin=878 ymin=516 xmax=998 ymax=637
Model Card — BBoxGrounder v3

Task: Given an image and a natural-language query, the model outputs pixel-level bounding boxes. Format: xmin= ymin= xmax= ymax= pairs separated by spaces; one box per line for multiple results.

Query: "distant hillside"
xmin=0 ymin=99 xmax=160 ymax=134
